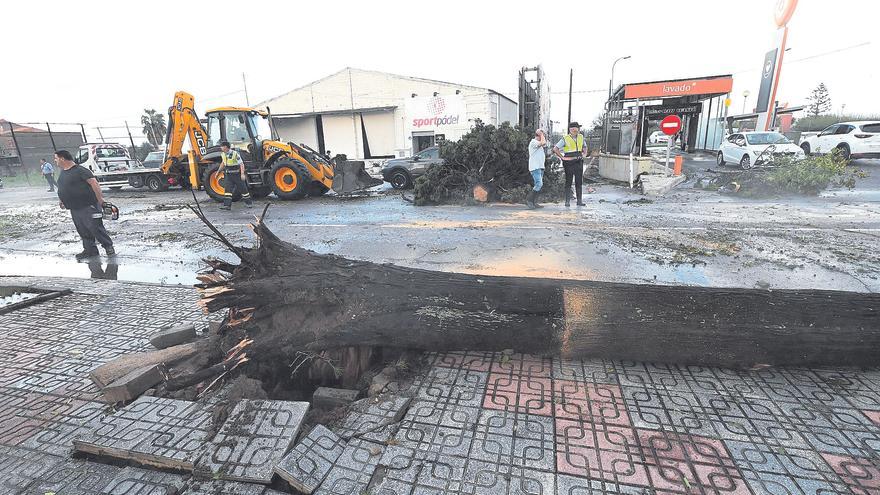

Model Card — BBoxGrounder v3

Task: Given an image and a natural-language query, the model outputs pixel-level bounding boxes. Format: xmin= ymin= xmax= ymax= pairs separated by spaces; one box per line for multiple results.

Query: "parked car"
xmin=799 ymin=121 xmax=880 ymax=160
xmin=717 ymin=132 xmax=805 ymax=169
xmin=648 ymin=131 xmax=669 ymax=144
xmin=381 ymin=146 xmax=443 ymax=189
xmin=74 ymin=143 xmax=170 ymax=191
xmin=141 ymin=151 xmax=165 ymax=169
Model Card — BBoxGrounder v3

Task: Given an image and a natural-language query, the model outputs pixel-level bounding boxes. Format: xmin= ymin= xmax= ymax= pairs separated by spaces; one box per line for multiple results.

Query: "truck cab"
xmin=74 ymin=144 xmax=142 ymax=188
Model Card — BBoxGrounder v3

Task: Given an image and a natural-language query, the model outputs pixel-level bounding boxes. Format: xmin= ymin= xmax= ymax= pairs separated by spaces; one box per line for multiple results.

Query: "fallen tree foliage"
xmin=413 ymin=121 xmax=565 ymax=205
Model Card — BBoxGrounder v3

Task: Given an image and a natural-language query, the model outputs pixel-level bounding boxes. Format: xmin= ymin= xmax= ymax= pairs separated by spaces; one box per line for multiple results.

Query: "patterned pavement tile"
xmin=637 ymin=429 xmax=748 ymax=494
xmin=554 ymin=380 xmax=630 ymax=426
xmin=98 ymin=466 xmax=188 ymax=495
xmin=554 ymin=474 xmax=650 ymax=494
xmin=491 ymin=353 xmax=553 ymax=378
xmin=73 ymin=396 xmax=212 ymax=470
xmin=195 ymin=399 xmax=309 ymax=483
xmin=725 ymin=438 xmax=849 ymax=494
xmin=484 ymin=372 xmax=553 ymax=416
xmin=22 ymin=458 xmax=122 ymax=495
xmin=276 ymin=425 xmax=346 ymax=495
xmin=333 ymin=396 xmax=412 ymax=440
xmin=315 ymin=438 xmax=384 ymax=495
xmin=415 ymin=375 xmax=484 ymax=409
xmin=404 ymin=399 xmax=480 ymax=430
xmin=181 ymin=479 xmax=272 ymax=494
xmin=431 ymin=351 xmax=494 ymax=372
xmin=863 ymin=410 xmax=880 ymax=426
xmin=554 ymin=418 xmax=650 ymax=488
xmin=821 ymin=452 xmax=880 ymax=495
xmin=0 ymin=445 xmax=65 ymax=494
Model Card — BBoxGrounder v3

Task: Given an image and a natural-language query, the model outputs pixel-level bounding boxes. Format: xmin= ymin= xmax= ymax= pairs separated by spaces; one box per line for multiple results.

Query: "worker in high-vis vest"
xmin=552 ymin=122 xmax=588 ymax=207
xmin=219 ymin=141 xmax=252 ymax=210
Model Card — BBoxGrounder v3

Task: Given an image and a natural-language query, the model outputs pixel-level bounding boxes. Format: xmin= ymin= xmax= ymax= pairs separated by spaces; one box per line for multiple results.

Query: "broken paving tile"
xmin=24 ymin=457 xmax=122 ymax=495
xmin=73 ymin=396 xmax=212 ymax=471
xmin=275 ymin=425 xmax=346 ymax=494
xmin=332 ymin=396 xmax=411 ymax=440
xmin=312 ymin=387 xmax=359 ymax=410
xmin=359 ymin=422 xmax=400 ymax=444
xmin=99 ymin=466 xmax=188 ymax=494
xmin=194 ymin=399 xmax=309 ymax=483
xmin=314 ymin=438 xmax=384 ymax=495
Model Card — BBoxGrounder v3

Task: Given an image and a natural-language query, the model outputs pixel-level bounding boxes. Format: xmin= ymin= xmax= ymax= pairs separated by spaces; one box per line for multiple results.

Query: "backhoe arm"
xmin=161 ymin=91 xmax=209 ymax=175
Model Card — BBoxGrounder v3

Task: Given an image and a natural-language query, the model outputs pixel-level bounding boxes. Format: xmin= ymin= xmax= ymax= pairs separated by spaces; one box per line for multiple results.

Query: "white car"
xmin=799 ymin=121 xmax=880 ymax=160
xmin=649 ymin=131 xmax=669 ymax=144
xmin=717 ymin=132 xmax=805 ymax=169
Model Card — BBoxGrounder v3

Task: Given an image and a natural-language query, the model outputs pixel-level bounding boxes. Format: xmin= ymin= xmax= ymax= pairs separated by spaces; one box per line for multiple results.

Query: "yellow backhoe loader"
xmin=160 ymin=91 xmax=380 ymax=201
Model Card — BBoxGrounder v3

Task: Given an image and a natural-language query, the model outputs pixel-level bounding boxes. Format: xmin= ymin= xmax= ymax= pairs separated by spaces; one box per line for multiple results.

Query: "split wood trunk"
xmin=197 ymin=210 xmax=880 ymax=369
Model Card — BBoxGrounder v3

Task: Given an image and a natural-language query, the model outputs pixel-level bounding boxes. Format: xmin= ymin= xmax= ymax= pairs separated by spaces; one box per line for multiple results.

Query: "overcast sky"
xmin=3 ymin=0 xmax=877 ymax=139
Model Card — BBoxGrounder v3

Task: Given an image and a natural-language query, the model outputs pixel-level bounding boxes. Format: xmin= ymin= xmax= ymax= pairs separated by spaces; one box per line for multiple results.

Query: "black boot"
xmin=75 ymin=248 xmax=99 ymax=261
xmin=533 ymin=190 xmax=543 ymax=208
xmin=525 ymin=190 xmax=536 ymax=209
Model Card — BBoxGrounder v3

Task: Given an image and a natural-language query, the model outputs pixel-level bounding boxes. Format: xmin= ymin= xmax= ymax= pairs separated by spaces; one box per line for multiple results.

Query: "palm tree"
xmin=141 ymin=109 xmax=167 ymax=147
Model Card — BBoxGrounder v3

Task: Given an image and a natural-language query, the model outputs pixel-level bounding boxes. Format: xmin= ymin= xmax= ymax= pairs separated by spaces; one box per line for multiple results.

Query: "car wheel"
xmin=716 ymin=151 xmax=725 ymax=166
xmin=800 ymin=143 xmax=811 ymax=156
xmin=128 ymin=175 xmax=145 ymax=188
xmin=146 ymin=174 xmax=166 ymax=192
xmin=836 ymin=144 xmax=851 ymax=161
xmin=388 ymin=169 xmax=413 ymax=189
xmin=740 ymin=155 xmax=752 ymax=170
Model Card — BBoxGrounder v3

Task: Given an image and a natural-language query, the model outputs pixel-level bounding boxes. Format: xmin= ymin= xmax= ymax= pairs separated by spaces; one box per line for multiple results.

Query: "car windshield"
xmin=746 ymin=133 xmax=791 ymax=145
xmin=146 ymin=152 xmax=164 ymax=161
xmin=95 ymin=147 xmax=129 ymax=158
xmin=861 ymin=123 xmax=880 ymax=133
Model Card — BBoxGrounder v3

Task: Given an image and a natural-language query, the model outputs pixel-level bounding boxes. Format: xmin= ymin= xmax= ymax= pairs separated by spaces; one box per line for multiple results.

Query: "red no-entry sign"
xmin=660 ymin=115 xmax=682 ymax=136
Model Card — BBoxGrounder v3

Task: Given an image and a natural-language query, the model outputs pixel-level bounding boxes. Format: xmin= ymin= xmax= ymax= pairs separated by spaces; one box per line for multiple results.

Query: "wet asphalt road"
xmin=1 ymin=170 xmax=879 ymax=292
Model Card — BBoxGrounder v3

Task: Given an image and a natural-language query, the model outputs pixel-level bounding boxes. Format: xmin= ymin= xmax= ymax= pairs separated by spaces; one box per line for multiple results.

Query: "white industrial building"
xmin=258 ymin=68 xmax=518 ymax=164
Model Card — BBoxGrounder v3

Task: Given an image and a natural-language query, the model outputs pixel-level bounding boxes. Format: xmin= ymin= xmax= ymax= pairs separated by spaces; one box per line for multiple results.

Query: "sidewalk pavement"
xmin=0 ymin=276 xmax=878 ymax=494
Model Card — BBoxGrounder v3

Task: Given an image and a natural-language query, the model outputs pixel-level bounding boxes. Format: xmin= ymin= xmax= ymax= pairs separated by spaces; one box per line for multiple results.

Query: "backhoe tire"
xmin=204 ymin=164 xmax=228 ymax=203
xmin=308 ymin=182 xmax=331 ymax=197
xmin=270 ymin=160 xmax=310 ymax=200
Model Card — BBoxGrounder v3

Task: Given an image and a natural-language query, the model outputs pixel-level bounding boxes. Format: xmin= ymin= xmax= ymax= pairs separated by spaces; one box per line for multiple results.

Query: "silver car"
xmin=381 ymin=146 xmax=443 ymax=189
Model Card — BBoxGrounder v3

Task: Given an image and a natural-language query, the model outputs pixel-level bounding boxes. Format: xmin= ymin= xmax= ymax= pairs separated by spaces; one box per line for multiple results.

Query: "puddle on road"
xmin=0 ymin=250 xmax=199 ymax=285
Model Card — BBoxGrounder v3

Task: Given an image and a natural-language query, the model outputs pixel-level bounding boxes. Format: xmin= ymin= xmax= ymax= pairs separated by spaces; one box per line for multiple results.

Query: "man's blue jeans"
xmin=530 ymin=169 xmax=543 ymax=192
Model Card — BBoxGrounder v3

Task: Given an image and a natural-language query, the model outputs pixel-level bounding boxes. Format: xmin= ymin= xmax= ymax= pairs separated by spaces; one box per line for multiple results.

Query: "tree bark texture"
xmin=198 ymin=212 xmax=880 ymax=369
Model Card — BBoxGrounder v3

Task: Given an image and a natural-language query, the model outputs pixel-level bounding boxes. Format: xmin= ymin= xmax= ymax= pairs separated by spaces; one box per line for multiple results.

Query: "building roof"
xmin=0 ymin=119 xmax=45 ymax=134
xmin=258 ymin=67 xmax=517 ymax=108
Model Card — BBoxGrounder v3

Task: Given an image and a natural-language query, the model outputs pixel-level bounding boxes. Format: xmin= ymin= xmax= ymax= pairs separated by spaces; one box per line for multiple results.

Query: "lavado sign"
xmin=406 ymin=96 xmax=466 ymax=130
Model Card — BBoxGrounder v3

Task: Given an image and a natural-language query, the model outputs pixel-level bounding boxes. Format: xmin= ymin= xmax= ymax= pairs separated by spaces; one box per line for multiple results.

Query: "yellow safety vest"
xmin=563 ymin=134 xmax=584 ymax=154
xmin=221 ymin=150 xmax=242 ymax=169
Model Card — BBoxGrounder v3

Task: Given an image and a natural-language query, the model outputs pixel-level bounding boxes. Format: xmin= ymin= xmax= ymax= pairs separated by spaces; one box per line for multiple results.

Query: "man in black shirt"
xmin=54 ymin=150 xmax=115 ymax=260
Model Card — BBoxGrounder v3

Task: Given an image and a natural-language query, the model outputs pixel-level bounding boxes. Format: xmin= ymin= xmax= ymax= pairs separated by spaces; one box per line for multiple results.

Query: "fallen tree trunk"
xmin=194 ymin=207 xmax=879 ymax=369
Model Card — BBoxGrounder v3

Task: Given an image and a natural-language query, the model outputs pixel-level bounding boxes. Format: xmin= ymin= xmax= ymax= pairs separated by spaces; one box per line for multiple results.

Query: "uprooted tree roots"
xmin=167 ymin=203 xmax=880 ymax=398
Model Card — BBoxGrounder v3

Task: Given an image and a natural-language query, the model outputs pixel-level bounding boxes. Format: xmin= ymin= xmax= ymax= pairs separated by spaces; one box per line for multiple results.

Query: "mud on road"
xmin=1 ymin=181 xmax=879 ymax=291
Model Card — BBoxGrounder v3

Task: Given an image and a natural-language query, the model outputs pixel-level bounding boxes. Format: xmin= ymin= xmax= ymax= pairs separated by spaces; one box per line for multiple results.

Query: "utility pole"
xmin=567 ymin=69 xmax=573 ymax=126
xmin=242 ymin=72 xmax=251 ymax=107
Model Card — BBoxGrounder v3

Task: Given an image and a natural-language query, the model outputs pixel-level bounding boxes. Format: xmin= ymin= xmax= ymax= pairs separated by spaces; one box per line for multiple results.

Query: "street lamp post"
xmin=604 ymin=55 xmax=631 ymax=152
xmin=742 ymin=90 xmax=751 ymax=114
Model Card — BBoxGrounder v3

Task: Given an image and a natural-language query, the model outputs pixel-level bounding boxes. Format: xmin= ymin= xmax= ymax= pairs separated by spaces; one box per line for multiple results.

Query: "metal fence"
xmin=1 ymin=120 xmax=153 ymax=180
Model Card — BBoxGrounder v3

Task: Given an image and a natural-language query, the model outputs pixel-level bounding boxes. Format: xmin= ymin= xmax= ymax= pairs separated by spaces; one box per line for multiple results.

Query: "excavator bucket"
xmin=332 ymin=159 xmax=384 ymax=195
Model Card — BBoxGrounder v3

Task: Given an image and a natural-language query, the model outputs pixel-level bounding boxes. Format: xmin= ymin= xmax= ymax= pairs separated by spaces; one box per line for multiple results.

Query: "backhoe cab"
xmin=162 ymin=91 xmax=380 ymax=202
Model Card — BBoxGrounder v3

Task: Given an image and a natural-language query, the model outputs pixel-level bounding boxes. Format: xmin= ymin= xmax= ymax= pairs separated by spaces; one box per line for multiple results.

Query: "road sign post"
xmin=660 ymin=114 xmax=682 ymax=173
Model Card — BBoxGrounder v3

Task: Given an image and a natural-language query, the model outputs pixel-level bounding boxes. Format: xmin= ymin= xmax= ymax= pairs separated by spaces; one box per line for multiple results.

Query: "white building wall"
xmin=261 ymin=68 xmax=518 ymax=160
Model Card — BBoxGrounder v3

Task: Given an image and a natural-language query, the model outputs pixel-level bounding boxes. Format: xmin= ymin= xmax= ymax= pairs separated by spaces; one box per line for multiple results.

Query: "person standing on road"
xmin=40 ymin=158 xmax=57 ymax=192
xmin=526 ymin=129 xmax=548 ymax=209
xmin=552 ymin=122 xmax=588 ymax=207
xmin=54 ymin=150 xmax=115 ymax=260
xmin=219 ymin=141 xmax=252 ymax=210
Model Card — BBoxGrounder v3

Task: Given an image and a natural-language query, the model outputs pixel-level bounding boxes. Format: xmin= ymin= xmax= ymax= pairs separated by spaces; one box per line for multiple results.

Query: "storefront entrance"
xmin=412 ymin=131 xmax=435 ymax=154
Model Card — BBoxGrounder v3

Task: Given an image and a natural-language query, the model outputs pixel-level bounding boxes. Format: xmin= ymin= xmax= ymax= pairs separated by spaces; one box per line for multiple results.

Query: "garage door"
xmin=322 ymin=114 xmax=358 ymax=158
xmin=361 ymin=111 xmax=395 ymax=158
